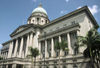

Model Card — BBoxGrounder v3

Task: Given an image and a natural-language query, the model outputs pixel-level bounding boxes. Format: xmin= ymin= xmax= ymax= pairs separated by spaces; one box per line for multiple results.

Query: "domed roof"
xmin=32 ymin=4 xmax=47 ymax=15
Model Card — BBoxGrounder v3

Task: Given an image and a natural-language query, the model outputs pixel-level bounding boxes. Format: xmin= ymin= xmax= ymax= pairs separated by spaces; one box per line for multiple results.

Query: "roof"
xmin=32 ymin=4 xmax=47 ymax=15
xmin=2 ymin=6 xmax=99 ymax=45
xmin=43 ymin=6 xmax=99 ymax=28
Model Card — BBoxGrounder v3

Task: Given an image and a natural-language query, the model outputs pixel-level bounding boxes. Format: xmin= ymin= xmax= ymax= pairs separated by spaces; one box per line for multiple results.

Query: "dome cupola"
xmin=27 ymin=4 xmax=49 ymax=25
xmin=32 ymin=4 xmax=47 ymax=15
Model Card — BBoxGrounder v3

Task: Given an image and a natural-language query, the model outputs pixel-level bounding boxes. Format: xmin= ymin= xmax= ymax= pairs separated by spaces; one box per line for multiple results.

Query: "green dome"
xmin=32 ymin=4 xmax=47 ymax=15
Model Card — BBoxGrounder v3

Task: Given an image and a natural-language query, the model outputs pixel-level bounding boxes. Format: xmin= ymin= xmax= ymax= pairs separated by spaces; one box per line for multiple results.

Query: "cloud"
xmin=88 ymin=5 xmax=99 ymax=15
xmin=60 ymin=10 xmax=67 ymax=14
xmin=65 ymin=0 xmax=69 ymax=2
xmin=0 ymin=44 xmax=2 ymax=49
xmin=32 ymin=0 xmax=37 ymax=2
xmin=77 ymin=5 xmax=99 ymax=15
xmin=77 ymin=6 xmax=82 ymax=9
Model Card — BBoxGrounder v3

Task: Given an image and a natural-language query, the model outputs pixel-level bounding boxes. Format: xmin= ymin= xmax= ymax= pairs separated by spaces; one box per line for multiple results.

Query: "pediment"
xmin=10 ymin=24 xmax=30 ymax=37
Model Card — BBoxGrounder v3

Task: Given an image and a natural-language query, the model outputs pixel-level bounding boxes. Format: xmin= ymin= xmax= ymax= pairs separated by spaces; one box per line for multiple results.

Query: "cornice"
xmin=39 ymin=23 xmax=80 ymax=40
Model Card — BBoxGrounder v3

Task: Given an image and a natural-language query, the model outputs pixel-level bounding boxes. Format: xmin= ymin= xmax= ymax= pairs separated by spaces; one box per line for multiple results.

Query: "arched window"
xmin=37 ymin=18 xmax=40 ymax=24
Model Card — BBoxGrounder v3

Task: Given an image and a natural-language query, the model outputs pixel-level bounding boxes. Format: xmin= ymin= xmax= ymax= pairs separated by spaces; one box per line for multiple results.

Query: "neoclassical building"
xmin=0 ymin=4 xmax=99 ymax=68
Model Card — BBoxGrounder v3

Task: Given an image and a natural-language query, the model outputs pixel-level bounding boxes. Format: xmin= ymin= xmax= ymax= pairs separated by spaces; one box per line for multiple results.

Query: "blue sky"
xmin=0 ymin=0 xmax=100 ymax=48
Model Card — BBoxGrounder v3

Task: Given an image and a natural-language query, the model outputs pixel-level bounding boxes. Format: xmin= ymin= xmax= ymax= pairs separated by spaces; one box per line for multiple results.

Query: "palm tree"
xmin=27 ymin=47 xmax=39 ymax=68
xmin=77 ymin=28 xmax=100 ymax=68
xmin=54 ymin=40 xmax=68 ymax=68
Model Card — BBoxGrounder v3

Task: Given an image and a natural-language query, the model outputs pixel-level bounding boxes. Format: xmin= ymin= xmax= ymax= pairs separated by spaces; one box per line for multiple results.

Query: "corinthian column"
xmin=45 ymin=40 xmax=49 ymax=58
xmin=59 ymin=35 xmax=64 ymax=57
xmin=51 ymin=38 xmax=56 ymax=57
xmin=8 ymin=41 xmax=13 ymax=58
xmin=30 ymin=33 xmax=33 ymax=47
xmin=67 ymin=33 xmax=73 ymax=54
xmin=13 ymin=39 xmax=18 ymax=57
xmin=19 ymin=37 xmax=23 ymax=57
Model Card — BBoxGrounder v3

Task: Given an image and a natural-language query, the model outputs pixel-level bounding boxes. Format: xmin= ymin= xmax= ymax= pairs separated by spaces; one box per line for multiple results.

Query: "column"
xmin=19 ymin=37 xmax=24 ymax=57
xmin=6 ymin=65 xmax=8 ymax=68
xmin=38 ymin=41 xmax=41 ymax=59
xmin=51 ymin=38 xmax=55 ymax=57
xmin=13 ymin=39 xmax=18 ymax=57
xmin=67 ymin=33 xmax=73 ymax=54
xmin=59 ymin=36 xmax=64 ymax=57
xmin=30 ymin=33 xmax=33 ymax=47
xmin=8 ymin=41 xmax=13 ymax=58
xmin=12 ymin=64 xmax=16 ymax=68
xmin=25 ymin=34 xmax=30 ymax=57
xmin=45 ymin=40 xmax=49 ymax=58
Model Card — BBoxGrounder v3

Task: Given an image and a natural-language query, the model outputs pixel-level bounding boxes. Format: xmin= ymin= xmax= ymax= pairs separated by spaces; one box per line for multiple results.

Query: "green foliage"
xmin=28 ymin=47 xmax=39 ymax=58
xmin=54 ymin=40 xmax=68 ymax=51
xmin=77 ymin=28 xmax=100 ymax=68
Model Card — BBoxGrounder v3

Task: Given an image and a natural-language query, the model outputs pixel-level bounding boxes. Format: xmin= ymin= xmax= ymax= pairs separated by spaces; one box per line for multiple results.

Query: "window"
xmin=42 ymin=20 xmax=44 ymax=22
xmin=33 ymin=20 xmax=34 ymax=22
xmin=37 ymin=18 xmax=40 ymax=24
xmin=46 ymin=20 xmax=48 ymax=23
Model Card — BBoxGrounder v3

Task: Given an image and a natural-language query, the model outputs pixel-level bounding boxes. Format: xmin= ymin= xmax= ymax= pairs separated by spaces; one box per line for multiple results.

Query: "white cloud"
xmin=88 ymin=5 xmax=99 ymax=15
xmin=60 ymin=10 xmax=67 ymax=14
xmin=77 ymin=5 xmax=99 ymax=15
xmin=0 ymin=44 xmax=2 ymax=49
xmin=77 ymin=6 xmax=82 ymax=9
xmin=32 ymin=0 xmax=37 ymax=2
xmin=65 ymin=0 xmax=69 ymax=2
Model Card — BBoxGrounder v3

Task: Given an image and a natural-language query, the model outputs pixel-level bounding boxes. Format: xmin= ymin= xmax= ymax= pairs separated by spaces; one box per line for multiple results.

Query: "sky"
xmin=0 ymin=0 xmax=100 ymax=49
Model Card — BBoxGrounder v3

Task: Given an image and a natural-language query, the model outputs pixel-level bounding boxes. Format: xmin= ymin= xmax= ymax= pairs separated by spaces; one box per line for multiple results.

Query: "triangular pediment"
xmin=10 ymin=24 xmax=30 ymax=37
xmin=10 ymin=24 xmax=43 ymax=37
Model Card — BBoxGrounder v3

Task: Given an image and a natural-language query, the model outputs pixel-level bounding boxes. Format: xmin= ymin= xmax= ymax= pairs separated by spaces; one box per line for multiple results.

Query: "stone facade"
xmin=0 ymin=4 xmax=99 ymax=68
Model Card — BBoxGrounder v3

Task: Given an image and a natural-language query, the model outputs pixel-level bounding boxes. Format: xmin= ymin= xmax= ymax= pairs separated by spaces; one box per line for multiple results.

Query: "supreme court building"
xmin=0 ymin=4 xmax=99 ymax=68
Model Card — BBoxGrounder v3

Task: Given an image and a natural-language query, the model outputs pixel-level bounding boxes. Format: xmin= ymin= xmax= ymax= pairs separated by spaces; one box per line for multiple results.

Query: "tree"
xmin=54 ymin=40 xmax=68 ymax=68
xmin=77 ymin=28 xmax=100 ymax=68
xmin=27 ymin=47 xmax=39 ymax=68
